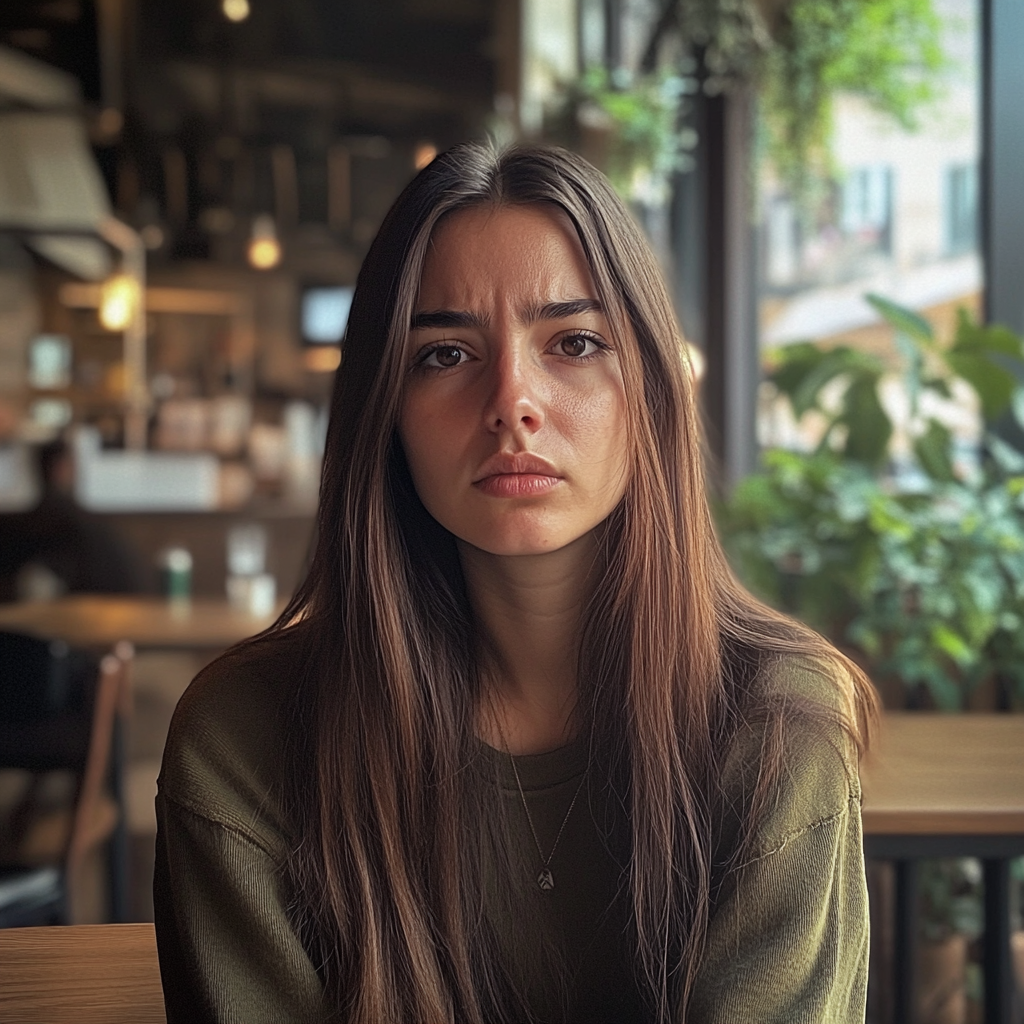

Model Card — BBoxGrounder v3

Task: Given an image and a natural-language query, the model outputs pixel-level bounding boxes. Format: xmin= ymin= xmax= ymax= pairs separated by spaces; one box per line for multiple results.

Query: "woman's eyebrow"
xmin=410 ymin=309 xmax=489 ymax=330
xmin=521 ymin=298 xmax=604 ymax=323
xmin=409 ymin=298 xmax=603 ymax=331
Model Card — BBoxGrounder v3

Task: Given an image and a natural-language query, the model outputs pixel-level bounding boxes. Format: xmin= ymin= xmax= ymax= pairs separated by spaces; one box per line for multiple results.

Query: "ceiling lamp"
xmin=99 ymin=272 xmax=141 ymax=331
xmin=247 ymin=214 xmax=281 ymax=270
xmin=222 ymin=0 xmax=251 ymax=22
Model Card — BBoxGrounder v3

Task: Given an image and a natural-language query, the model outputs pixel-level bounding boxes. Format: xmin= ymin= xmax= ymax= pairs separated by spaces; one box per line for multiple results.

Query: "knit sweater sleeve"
xmin=153 ymin=636 xmax=325 ymax=1024
xmin=688 ymin=663 xmax=870 ymax=1024
xmin=688 ymin=799 xmax=868 ymax=1023
xmin=154 ymin=792 xmax=324 ymax=1024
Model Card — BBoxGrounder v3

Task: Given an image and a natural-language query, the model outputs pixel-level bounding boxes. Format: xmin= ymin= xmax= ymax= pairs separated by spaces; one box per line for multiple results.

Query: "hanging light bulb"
xmin=247 ymin=214 xmax=281 ymax=270
xmin=99 ymin=273 xmax=141 ymax=331
xmin=222 ymin=0 xmax=250 ymax=22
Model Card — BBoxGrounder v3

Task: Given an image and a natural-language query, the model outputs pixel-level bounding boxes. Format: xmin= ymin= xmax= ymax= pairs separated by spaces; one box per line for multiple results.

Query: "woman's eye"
xmin=556 ymin=333 xmax=602 ymax=358
xmin=422 ymin=345 xmax=465 ymax=368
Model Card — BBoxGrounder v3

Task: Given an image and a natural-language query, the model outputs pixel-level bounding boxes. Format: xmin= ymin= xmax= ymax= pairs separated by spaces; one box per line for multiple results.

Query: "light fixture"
xmin=247 ymin=214 xmax=281 ymax=270
xmin=99 ymin=273 xmax=141 ymax=331
xmin=222 ymin=0 xmax=250 ymax=22
xmin=413 ymin=141 xmax=437 ymax=171
xmin=303 ymin=347 xmax=342 ymax=373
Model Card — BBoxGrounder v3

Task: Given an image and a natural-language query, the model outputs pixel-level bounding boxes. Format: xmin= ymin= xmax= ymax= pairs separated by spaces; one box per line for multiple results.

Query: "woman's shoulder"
xmin=717 ymin=652 xmax=864 ymax=863
xmin=158 ymin=625 xmax=310 ymax=857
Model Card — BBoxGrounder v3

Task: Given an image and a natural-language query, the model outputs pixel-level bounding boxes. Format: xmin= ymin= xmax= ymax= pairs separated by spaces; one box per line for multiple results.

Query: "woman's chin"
xmin=455 ymin=522 xmax=599 ymax=559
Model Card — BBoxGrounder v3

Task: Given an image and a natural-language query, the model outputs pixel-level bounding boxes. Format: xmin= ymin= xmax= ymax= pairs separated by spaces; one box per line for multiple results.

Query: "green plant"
xmin=760 ymin=0 xmax=947 ymax=201
xmin=543 ymin=68 xmax=694 ymax=203
xmin=918 ymin=859 xmax=983 ymax=943
xmin=724 ymin=450 xmax=1024 ymax=709
xmin=1012 ymin=857 xmax=1024 ymax=932
xmin=765 ymin=294 xmax=1024 ymax=473
xmin=635 ymin=0 xmax=947 ymax=201
xmin=719 ymin=299 xmax=1024 ymax=710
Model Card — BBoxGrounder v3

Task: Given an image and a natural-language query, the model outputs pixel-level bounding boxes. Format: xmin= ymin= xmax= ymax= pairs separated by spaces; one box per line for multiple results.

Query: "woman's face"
xmin=399 ymin=203 xmax=630 ymax=557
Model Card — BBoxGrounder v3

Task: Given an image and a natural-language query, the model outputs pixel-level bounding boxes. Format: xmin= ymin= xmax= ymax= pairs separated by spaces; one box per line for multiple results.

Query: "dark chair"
xmin=0 ymin=631 xmax=130 ymax=927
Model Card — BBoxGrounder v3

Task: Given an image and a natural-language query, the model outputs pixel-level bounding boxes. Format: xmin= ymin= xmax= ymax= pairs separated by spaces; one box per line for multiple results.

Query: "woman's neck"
xmin=460 ymin=532 xmax=600 ymax=755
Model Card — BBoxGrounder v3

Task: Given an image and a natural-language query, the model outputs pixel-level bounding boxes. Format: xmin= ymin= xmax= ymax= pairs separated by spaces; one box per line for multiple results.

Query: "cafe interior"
xmin=0 ymin=0 xmax=1022 ymax=1021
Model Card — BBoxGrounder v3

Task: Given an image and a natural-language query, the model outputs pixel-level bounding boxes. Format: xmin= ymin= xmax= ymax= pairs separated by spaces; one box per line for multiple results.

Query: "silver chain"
xmin=505 ymin=739 xmax=589 ymax=892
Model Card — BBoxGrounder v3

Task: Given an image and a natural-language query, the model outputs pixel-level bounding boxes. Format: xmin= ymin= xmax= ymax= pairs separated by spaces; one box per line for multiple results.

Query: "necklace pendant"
xmin=537 ymin=868 xmax=555 ymax=892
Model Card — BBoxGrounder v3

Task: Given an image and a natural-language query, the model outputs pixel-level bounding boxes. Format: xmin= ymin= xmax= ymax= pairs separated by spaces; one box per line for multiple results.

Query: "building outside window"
xmin=757 ymin=0 xmax=982 ymax=452
xmin=944 ymin=162 xmax=978 ymax=255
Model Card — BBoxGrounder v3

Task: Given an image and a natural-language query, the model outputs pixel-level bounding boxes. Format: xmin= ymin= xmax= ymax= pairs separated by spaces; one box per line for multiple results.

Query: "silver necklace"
xmin=505 ymin=744 xmax=589 ymax=893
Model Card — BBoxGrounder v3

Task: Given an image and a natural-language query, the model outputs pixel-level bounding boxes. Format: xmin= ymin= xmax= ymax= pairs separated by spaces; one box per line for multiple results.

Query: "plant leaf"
xmin=913 ymin=420 xmax=955 ymax=482
xmin=840 ymin=375 xmax=892 ymax=467
xmin=866 ymin=293 xmax=935 ymax=346
xmin=769 ymin=344 xmax=885 ymax=419
xmin=946 ymin=351 xmax=1016 ymax=421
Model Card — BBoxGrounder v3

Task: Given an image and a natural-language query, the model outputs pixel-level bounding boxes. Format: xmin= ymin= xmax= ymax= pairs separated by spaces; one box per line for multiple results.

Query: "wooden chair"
xmin=0 ymin=635 xmax=133 ymax=925
xmin=0 ymin=923 xmax=166 ymax=1023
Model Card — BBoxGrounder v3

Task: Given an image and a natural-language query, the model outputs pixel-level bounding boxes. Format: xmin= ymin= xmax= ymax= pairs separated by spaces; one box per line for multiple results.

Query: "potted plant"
xmin=720 ymin=296 xmax=1024 ymax=711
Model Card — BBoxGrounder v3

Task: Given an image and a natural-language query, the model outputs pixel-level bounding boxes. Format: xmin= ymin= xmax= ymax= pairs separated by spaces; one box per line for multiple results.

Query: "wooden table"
xmin=0 ymin=594 xmax=283 ymax=651
xmin=861 ymin=714 xmax=1024 ymax=1024
xmin=0 ymin=924 xmax=165 ymax=1023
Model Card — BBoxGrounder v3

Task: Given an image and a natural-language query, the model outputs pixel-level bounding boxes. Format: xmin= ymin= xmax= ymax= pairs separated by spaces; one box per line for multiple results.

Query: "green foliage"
xmin=918 ymin=859 xmax=984 ymax=942
xmin=761 ymin=0 xmax=947 ymax=200
xmin=544 ymin=68 xmax=693 ymax=202
xmin=549 ymin=0 xmax=946 ymax=206
xmin=720 ymin=300 xmax=1024 ymax=711
xmin=765 ymin=297 xmax=1024 ymax=472
xmin=723 ymin=451 xmax=1024 ymax=710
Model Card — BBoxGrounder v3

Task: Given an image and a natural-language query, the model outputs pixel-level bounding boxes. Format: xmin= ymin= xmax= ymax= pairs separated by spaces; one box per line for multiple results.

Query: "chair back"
xmin=0 ymin=634 xmax=131 ymax=922
xmin=0 ymin=923 xmax=166 ymax=1023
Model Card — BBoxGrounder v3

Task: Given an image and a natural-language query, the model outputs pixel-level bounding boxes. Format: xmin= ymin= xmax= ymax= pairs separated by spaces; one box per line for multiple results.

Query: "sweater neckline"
xmin=474 ymin=729 xmax=592 ymax=791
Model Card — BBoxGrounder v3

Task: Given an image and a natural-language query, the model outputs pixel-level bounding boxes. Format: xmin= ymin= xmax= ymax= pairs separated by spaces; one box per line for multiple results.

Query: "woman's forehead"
xmin=415 ymin=204 xmax=601 ymax=314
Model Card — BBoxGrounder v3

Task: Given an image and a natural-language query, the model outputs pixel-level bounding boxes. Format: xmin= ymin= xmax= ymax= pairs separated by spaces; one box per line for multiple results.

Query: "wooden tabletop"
xmin=0 ymin=924 xmax=165 ymax=1024
xmin=861 ymin=712 xmax=1024 ymax=836
xmin=0 ymin=594 xmax=281 ymax=651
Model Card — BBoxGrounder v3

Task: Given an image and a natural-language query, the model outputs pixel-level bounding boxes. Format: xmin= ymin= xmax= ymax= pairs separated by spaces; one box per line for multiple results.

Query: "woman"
xmin=154 ymin=143 xmax=878 ymax=1024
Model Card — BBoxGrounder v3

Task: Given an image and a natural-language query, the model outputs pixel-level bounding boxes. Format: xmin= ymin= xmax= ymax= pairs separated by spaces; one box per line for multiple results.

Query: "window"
xmin=841 ymin=166 xmax=893 ymax=249
xmin=945 ymin=163 xmax=978 ymax=255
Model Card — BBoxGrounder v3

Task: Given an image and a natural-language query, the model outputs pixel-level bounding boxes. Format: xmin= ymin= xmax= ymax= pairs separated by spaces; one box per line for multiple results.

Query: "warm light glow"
xmin=303 ymin=346 xmax=342 ymax=373
xmin=248 ymin=238 xmax=281 ymax=269
xmin=99 ymin=273 xmax=141 ymax=331
xmin=222 ymin=0 xmax=250 ymax=21
xmin=414 ymin=142 xmax=437 ymax=171
xmin=684 ymin=341 xmax=706 ymax=383
xmin=247 ymin=215 xmax=281 ymax=270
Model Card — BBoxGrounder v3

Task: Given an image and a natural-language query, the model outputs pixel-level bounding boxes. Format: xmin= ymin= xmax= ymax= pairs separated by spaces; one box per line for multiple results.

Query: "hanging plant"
xmin=760 ymin=0 xmax=947 ymax=202
xmin=640 ymin=0 xmax=771 ymax=86
xmin=640 ymin=0 xmax=947 ymax=201
xmin=543 ymin=68 xmax=696 ymax=205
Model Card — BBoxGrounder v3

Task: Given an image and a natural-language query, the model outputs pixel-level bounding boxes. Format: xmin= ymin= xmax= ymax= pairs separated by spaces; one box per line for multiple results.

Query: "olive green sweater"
xmin=154 ymin=640 xmax=869 ymax=1023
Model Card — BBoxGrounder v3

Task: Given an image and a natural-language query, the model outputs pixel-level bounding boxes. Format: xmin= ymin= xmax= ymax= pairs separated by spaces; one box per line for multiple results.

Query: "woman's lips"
xmin=473 ymin=473 xmax=562 ymax=498
xmin=471 ymin=452 xmax=562 ymax=497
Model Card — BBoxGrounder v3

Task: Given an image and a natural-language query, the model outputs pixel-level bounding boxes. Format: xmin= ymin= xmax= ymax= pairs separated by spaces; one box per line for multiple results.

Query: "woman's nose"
xmin=483 ymin=348 xmax=544 ymax=435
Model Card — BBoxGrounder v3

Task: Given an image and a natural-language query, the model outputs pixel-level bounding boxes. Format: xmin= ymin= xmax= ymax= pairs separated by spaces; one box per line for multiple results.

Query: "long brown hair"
xmin=269 ymin=142 xmax=878 ymax=1023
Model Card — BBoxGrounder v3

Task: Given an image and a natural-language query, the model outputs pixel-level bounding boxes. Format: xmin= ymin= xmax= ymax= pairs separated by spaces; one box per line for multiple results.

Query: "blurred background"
xmin=0 ymin=0 xmax=1021 ymax=1021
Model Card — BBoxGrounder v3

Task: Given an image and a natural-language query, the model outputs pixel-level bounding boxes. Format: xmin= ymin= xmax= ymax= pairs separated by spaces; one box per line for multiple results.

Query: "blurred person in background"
xmin=0 ymin=438 xmax=145 ymax=602
xmin=155 ymin=144 xmax=878 ymax=1024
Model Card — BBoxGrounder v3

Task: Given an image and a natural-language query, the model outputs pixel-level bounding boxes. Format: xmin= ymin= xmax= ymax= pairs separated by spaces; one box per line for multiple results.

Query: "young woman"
xmin=154 ymin=143 xmax=878 ymax=1024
